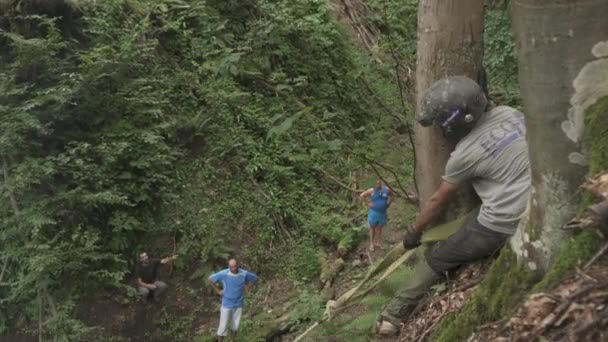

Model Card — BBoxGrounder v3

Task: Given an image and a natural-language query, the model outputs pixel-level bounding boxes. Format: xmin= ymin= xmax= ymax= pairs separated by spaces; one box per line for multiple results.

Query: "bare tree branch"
xmin=381 ymin=0 xmax=419 ymax=199
xmin=365 ymin=158 xmax=416 ymax=205
xmin=317 ymin=168 xmax=365 ymax=193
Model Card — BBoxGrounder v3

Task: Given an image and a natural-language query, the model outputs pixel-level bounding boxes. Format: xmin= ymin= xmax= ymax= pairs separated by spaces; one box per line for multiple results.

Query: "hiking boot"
xmin=382 ymin=258 xmax=441 ymax=322
xmin=377 ymin=320 xmax=399 ymax=335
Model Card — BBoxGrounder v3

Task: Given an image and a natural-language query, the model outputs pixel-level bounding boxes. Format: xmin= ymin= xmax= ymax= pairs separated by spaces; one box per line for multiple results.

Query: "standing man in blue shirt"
xmin=360 ymin=179 xmax=392 ymax=252
xmin=208 ymin=258 xmax=258 ymax=342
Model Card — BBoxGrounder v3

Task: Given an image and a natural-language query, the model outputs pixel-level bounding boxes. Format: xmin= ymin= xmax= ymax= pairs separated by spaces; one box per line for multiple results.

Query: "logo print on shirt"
xmin=479 ymin=117 xmax=525 ymax=157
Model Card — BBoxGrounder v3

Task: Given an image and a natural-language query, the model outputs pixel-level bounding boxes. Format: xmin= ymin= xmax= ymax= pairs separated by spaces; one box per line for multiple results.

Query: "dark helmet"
xmin=417 ymin=76 xmax=488 ymax=144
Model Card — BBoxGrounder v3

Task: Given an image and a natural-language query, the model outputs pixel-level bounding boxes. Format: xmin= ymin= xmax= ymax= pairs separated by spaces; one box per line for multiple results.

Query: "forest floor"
xmin=78 ymin=268 xmax=214 ymax=342
xmin=471 ymin=261 xmax=608 ymax=342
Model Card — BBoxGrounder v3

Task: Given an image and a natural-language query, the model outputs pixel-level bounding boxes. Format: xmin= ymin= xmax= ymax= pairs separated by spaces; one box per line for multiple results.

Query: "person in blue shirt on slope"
xmin=208 ymin=258 xmax=258 ymax=342
xmin=360 ymin=179 xmax=392 ymax=252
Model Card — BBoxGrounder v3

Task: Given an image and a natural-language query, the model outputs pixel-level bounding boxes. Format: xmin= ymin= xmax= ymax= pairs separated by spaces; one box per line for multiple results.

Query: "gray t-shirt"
xmin=443 ymin=106 xmax=530 ymax=234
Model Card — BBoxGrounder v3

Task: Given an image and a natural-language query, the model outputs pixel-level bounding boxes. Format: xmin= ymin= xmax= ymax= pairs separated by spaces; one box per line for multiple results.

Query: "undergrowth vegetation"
xmin=0 ymin=0 xmax=410 ymax=338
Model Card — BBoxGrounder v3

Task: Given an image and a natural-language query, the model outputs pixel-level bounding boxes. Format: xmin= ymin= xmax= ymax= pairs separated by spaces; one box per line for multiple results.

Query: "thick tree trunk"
xmin=510 ymin=0 xmax=608 ymax=274
xmin=414 ymin=0 xmax=485 ymax=213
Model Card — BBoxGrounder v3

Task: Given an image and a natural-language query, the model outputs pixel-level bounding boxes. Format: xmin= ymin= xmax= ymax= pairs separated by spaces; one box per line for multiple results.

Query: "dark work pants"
xmin=383 ymin=211 xmax=510 ymax=322
xmin=426 ymin=211 xmax=510 ymax=275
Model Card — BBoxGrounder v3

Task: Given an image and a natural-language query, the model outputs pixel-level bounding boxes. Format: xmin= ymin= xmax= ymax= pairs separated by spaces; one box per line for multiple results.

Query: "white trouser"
xmin=217 ymin=306 xmax=242 ymax=337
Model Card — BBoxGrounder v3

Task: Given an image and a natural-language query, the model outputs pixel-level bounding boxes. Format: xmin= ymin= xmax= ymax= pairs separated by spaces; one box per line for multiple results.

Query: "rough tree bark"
xmin=414 ymin=0 xmax=485 ymax=213
xmin=510 ymin=0 xmax=608 ymax=274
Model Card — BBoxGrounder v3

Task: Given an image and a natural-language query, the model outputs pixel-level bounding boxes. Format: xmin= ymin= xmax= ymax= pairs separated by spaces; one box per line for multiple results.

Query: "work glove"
xmin=402 ymin=225 xmax=422 ymax=249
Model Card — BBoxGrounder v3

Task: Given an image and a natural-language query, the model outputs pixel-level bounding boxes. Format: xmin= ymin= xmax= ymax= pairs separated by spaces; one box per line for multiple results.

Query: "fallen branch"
xmin=534 ymin=283 xmax=601 ymax=336
xmin=293 ymin=321 xmax=320 ymax=342
xmin=575 ymin=266 xmax=598 ymax=283
xmin=452 ymin=277 xmax=483 ymax=294
xmin=475 ymin=318 xmax=507 ymax=331
xmin=338 ymin=0 xmax=383 ymax=64
xmin=292 ymin=217 xmax=464 ymax=341
xmin=294 ymin=248 xmax=416 ymax=341
xmin=571 ymin=306 xmax=608 ymax=337
xmin=584 ymin=241 xmax=608 ymax=269
xmin=417 ymin=303 xmax=450 ymax=342
xmin=352 ymin=249 xmax=416 ymax=303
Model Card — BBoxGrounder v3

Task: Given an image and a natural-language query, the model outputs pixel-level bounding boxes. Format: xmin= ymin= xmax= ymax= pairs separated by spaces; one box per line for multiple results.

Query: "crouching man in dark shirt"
xmin=136 ymin=251 xmax=177 ymax=303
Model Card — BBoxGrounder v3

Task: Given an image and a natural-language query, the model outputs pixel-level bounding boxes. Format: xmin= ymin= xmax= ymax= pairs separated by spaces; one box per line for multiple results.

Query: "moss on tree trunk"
xmin=583 ymin=96 xmax=608 ymax=175
xmin=530 ymin=97 xmax=608 ymax=290
xmin=509 ymin=0 xmax=608 ymax=276
xmin=532 ymin=230 xmax=602 ymax=292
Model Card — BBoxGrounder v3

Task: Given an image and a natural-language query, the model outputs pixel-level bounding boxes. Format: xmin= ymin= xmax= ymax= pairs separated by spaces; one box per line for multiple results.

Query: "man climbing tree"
xmin=376 ymin=76 xmax=531 ymax=335
xmin=360 ymin=179 xmax=392 ymax=252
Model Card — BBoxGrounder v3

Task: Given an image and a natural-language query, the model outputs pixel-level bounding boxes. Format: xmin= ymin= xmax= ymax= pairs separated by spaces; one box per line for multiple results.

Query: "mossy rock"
xmin=321 ymin=282 xmax=335 ymax=301
xmin=320 ymin=258 xmax=345 ymax=284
